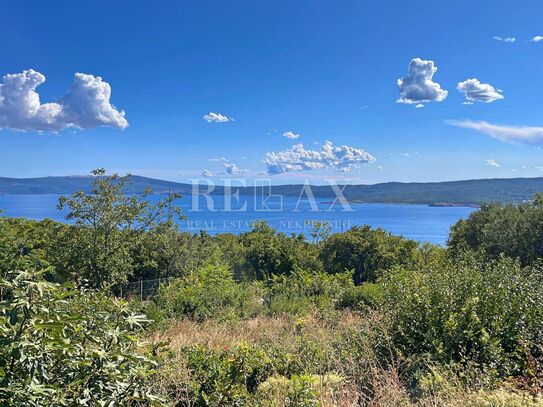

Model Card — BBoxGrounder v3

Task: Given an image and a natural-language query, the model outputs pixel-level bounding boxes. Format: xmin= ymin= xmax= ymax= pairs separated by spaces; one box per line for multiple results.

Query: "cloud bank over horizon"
xmin=265 ymin=141 xmax=376 ymax=175
xmin=0 ymin=69 xmax=128 ymax=131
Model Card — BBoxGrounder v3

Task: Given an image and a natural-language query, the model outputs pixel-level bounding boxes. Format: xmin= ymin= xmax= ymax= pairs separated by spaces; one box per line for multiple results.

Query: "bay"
xmin=0 ymin=194 xmax=476 ymax=245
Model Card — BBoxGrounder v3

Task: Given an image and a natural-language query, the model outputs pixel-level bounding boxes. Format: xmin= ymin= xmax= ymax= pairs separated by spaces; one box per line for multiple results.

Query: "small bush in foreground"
xmin=183 ymin=342 xmax=273 ymax=406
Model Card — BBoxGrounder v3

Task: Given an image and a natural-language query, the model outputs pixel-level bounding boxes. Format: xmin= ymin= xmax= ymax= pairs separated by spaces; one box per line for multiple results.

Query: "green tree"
xmin=319 ymin=225 xmax=420 ymax=284
xmin=56 ymin=169 xmax=182 ymax=288
xmin=0 ymin=217 xmax=65 ymax=275
xmin=309 ymin=221 xmax=332 ymax=246
xmin=241 ymin=222 xmax=322 ymax=281
xmin=448 ymin=194 xmax=543 ymax=265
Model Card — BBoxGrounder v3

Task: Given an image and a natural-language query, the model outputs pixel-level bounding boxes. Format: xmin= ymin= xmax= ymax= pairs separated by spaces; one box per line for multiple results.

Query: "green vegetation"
xmin=0 ymin=269 xmax=160 ymax=405
xmin=448 ymin=193 xmax=543 ymax=265
xmin=1 ymin=170 xmax=543 ymax=405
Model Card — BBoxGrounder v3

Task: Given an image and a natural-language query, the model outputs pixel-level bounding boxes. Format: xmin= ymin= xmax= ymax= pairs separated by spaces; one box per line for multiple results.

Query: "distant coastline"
xmin=0 ymin=175 xmax=542 ymax=206
xmin=427 ymin=203 xmax=480 ymax=208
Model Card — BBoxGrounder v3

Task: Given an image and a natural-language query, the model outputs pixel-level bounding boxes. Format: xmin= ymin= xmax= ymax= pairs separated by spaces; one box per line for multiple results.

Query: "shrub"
xmin=241 ymin=222 xmax=322 ymax=280
xmin=0 ymin=268 xmax=162 ymax=406
xmin=319 ymin=226 xmax=421 ymax=284
xmin=336 ymin=283 xmax=384 ymax=311
xmin=183 ymin=342 xmax=274 ymax=406
xmin=263 ymin=270 xmax=354 ymax=316
xmin=448 ymin=194 xmax=543 ymax=266
xmin=256 ymin=375 xmax=320 ymax=407
xmin=152 ymin=265 xmax=256 ymax=322
xmin=380 ymin=256 xmax=543 ymax=379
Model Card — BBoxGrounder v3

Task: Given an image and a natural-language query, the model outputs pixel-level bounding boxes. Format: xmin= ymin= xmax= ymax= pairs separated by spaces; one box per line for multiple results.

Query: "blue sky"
xmin=0 ymin=0 xmax=542 ymax=184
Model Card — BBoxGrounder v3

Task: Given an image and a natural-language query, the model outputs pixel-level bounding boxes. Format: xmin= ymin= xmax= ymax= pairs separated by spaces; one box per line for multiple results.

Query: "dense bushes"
xmin=448 ymin=194 xmax=543 ymax=266
xmin=183 ymin=342 xmax=274 ymax=405
xmin=156 ymin=319 xmax=352 ymax=406
xmin=0 ymin=217 xmax=64 ymax=274
xmin=151 ymin=265 xmax=256 ymax=322
xmin=381 ymin=256 xmax=543 ymax=379
xmin=151 ymin=267 xmax=364 ymax=321
xmin=240 ymin=221 xmax=323 ymax=281
xmin=319 ymin=225 xmax=421 ymax=283
xmin=0 ymin=269 xmax=162 ymax=405
xmin=263 ymin=270 xmax=354 ymax=316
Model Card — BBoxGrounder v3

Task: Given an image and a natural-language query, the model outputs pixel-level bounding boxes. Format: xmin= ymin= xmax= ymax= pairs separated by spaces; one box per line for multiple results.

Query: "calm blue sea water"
xmin=0 ymin=194 xmax=476 ymax=245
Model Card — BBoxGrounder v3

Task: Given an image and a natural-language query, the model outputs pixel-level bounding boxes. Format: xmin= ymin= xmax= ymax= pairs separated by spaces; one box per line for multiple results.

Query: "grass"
xmin=149 ymin=311 xmax=543 ymax=406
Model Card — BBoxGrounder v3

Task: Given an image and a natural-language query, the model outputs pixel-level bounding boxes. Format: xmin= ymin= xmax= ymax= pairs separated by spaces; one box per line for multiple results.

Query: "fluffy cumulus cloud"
xmin=282 ymin=131 xmax=300 ymax=139
xmin=224 ymin=162 xmax=249 ymax=175
xmin=493 ymin=36 xmax=516 ymax=43
xmin=264 ymin=141 xmax=376 ymax=174
xmin=447 ymin=120 xmax=543 ymax=145
xmin=203 ymin=112 xmax=233 ymax=123
xmin=397 ymin=58 xmax=448 ymax=105
xmin=457 ymin=78 xmax=503 ymax=103
xmin=531 ymin=36 xmax=543 ymax=42
xmin=0 ymin=69 xmax=128 ymax=131
xmin=485 ymin=159 xmax=501 ymax=168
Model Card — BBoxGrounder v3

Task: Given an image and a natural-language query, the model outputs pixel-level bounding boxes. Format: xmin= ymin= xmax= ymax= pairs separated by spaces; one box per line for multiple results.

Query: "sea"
xmin=0 ymin=194 xmax=476 ymax=245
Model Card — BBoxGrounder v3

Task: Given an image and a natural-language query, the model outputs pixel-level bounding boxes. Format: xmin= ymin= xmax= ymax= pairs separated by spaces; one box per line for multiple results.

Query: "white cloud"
xmin=282 ymin=131 xmax=300 ymax=139
xmin=493 ymin=36 xmax=516 ymax=43
xmin=208 ymin=157 xmax=227 ymax=162
xmin=224 ymin=162 xmax=249 ymax=175
xmin=535 ymin=165 xmax=543 ymax=171
xmin=485 ymin=159 xmax=501 ymax=168
xmin=457 ymin=78 xmax=503 ymax=103
xmin=264 ymin=141 xmax=376 ymax=174
xmin=203 ymin=112 xmax=233 ymax=123
xmin=447 ymin=120 xmax=543 ymax=145
xmin=397 ymin=58 xmax=448 ymax=105
xmin=415 ymin=103 xmax=424 ymax=108
xmin=202 ymin=169 xmax=214 ymax=177
xmin=531 ymin=36 xmax=543 ymax=42
xmin=0 ymin=69 xmax=128 ymax=131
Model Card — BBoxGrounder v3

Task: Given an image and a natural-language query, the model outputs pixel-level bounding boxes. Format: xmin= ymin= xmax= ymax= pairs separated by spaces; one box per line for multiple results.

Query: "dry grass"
xmin=149 ymin=312 xmax=542 ymax=406
xmin=153 ymin=311 xmax=362 ymax=351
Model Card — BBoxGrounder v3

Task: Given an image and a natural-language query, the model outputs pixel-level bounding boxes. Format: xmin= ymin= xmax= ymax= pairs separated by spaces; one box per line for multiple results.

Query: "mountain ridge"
xmin=1 ymin=175 xmax=543 ymax=206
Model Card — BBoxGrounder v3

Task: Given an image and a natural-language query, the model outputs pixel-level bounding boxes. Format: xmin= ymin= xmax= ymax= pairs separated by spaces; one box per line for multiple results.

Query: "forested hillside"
xmin=2 ymin=174 xmax=543 ymax=205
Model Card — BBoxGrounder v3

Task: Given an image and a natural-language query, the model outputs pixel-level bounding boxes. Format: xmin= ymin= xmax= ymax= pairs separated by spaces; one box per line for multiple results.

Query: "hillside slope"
xmin=1 ymin=175 xmax=542 ymax=205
